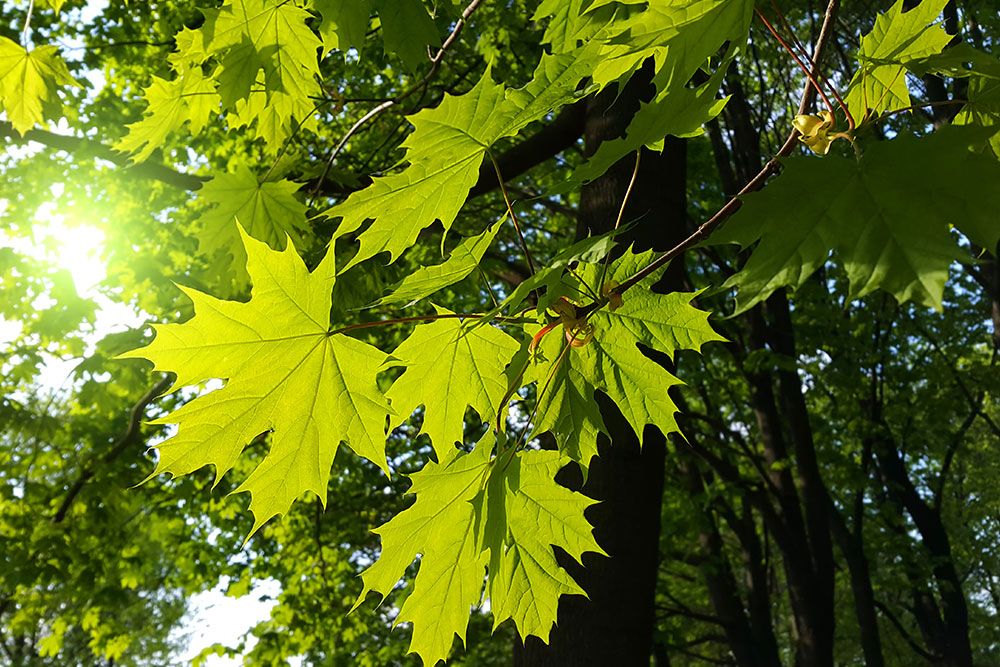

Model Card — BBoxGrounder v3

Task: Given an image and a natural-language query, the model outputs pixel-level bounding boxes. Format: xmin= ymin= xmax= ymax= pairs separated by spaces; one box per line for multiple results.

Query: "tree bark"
xmin=513 ymin=64 xmax=686 ymax=666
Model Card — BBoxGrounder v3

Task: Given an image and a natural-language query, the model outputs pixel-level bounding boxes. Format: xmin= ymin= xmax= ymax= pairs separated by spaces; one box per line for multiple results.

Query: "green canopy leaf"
xmin=844 ymin=0 xmax=952 ymax=120
xmin=116 ymin=67 xmax=220 ymax=162
xmin=0 ymin=37 xmax=79 ymax=135
xmin=386 ymin=310 xmax=521 ymax=461
xmin=121 ymin=231 xmax=392 ymax=536
xmin=194 ymin=166 xmax=310 ymax=280
xmin=527 ymin=252 xmax=724 ymax=468
xmin=355 ymin=433 xmax=602 ymax=666
xmin=715 ymin=127 xmax=1000 ymax=312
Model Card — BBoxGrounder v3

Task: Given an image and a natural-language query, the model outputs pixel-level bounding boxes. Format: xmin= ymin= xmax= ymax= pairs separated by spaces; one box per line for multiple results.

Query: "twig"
xmin=21 ymin=0 xmax=35 ymax=43
xmin=488 ymin=151 xmax=537 ymax=278
xmin=52 ymin=376 xmax=172 ymax=523
xmin=598 ymin=150 xmax=641 ymax=291
xmin=311 ymin=0 xmax=484 ymax=198
xmin=594 ymin=0 xmax=843 ymax=308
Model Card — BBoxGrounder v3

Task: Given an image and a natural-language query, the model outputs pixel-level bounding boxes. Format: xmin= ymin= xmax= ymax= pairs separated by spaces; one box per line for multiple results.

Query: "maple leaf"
xmin=312 ymin=0 xmax=371 ymax=53
xmin=369 ymin=220 xmax=503 ymax=308
xmin=353 ymin=438 xmax=490 ymax=666
xmin=193 ymin=166 xmax=310 ymax=281
xmin=589 ymin=0 xmax=754 ymax=90
xmin=843 ymin=0 xmax=952 ymax=120
xmin=532 ymin=0 xmax=617 ymax=53
xmin=386 ymin=309 xmax=521 ymax=462
xmin=373 ymin=0 xmax=441 ymax=72
xmin=355 ymin=433 xmax=603 ymax=666
xmin=526 ymin=251 xmax=724 ymax=469
xmin=477 ymin=443 xmax=605 ymax=641
xmin=120 ymin=230 xmax=392 ymax=536
xmin=327 ymin=47 xmax=599 ymax=271
xmin=715 ymin=127 xmax=1000 ymax=312
xmin=911 ymin=46 xmax=1000 ymax=159
xmin=573 ymin=50 xmax=733 ymax=185
xmin=0 ymin=37 xmax=79 ymax=136
xmin=36 ymin=0 xmax=68 ymax=12
xmin=115 ymin=67 xmax=220 ymax=162
xmin=200 ymin=0 xmax=321 ymax=145
xmin=956 ymin=76 xmax=1000 ymax=159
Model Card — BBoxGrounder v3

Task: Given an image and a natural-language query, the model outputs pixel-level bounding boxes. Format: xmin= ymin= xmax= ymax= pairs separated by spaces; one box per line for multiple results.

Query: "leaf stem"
xmin=311 ymin=0 xmax=484 ymax=198
xmin=512 ymin=338 xmax=572 ymax=451
xmin=598 ymin=149 xmax=641 ymax=292
xmin=329 ymin=312 xmax=531 ymax=336
xmin=488 ymin=150 xmax=537 ymax=278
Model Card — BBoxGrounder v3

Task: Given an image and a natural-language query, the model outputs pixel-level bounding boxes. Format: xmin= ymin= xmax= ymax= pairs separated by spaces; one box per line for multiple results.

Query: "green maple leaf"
xmin=386 ymin=309 xmax=521 ymax=462
xmin=0 ymin=37 xmax=80 ymax=135
xmin=329 ymin=70 xmax=514 ymax=272
xmin=369 ymin=219 xmax=503 ymax=308
xmin=589 ymin=0 xmax=753 ymax=89
xmin=313 ymin=0 xmax=371 ymax=53
xmin=355 ymin=433 xmax=602 ymax=666
xmin=477 ymin=444 xmax=604 ymax=641
xmin=956 ymin=75 xmax=1000 ymax=159
xmin=120 ymin=231 xmax=392 ymax=536
xmin=373 ymin=0 xmax=441 ymax=72
xmin=573 ymin=48 xmax=733 ymax=185
xmin=194 ymin=166 xmax=310 ymax=280
xmin=116 ymin=67 xmax=220 ymax=162
xmin=201 ymin=0 xmax=321 ymax=145
xmin=36 ymin=0 xmax=68 ymax=12
xmin=912 ymin=46 xmax=1000 ymax=159
xmin=532 ymin=0 xmax=616 ymax=53
xmin=352 ymin=437 xmax=490 ymax=666
xmin=715 ymin=127 xmax=1000 ymax=312
xmin=327 ymin=46 xmax=599 ymax=272
xmin=527 ymin=251 xmax=724 ymax=469
xmin=843 ymin=0 xmax=952 ymax=120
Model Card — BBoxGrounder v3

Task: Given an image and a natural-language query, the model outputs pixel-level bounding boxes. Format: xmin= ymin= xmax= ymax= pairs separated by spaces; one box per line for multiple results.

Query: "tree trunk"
xmin=513 ymin=65 xmax=686 ymax=666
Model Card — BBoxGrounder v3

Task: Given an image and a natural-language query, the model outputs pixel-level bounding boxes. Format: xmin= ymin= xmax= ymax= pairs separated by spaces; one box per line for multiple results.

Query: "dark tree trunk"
xmin=513 ymin=64 xmax=686 ymax=667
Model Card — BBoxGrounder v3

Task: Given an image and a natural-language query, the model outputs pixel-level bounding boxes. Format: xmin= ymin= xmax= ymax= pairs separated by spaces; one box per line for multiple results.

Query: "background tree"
xmin=1 ymin=0 xmax=999 ymax=666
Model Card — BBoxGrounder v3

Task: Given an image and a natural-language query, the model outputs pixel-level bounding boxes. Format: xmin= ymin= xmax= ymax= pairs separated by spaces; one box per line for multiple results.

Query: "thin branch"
xmin=0 ymin=122 xmax=207 ymax=190
xmin=488 ymin=151 xmax=537 ymax=278
xmin=755 ymin=6 xmax=840 ymax=125
xmin=873 ymin=600 xmax=938 ymax=662
xmin=592 ymin=0 xmax=842 ymax=307
xmin=311 ymin=0 xmax=484 ymax=197
xmin=86 ymin=39 xmax=175 ymax=50
xmin=598 ymin=150 xmax=641 ymax=291
xmin=52 ymin=376 xmax=172 ymax=523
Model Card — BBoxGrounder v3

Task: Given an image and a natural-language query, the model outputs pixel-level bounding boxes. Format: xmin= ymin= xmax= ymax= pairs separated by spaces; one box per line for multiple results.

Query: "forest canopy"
xmin=1 ymin=0 xmax=999 ymax=665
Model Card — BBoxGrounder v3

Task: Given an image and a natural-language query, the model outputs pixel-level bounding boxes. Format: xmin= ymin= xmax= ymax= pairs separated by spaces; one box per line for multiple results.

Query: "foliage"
xmin=1 ymin=0 xmax=999 ymax=666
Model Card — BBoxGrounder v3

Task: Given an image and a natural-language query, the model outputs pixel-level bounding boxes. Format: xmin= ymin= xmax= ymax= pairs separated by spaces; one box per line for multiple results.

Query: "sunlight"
xmin=35 ymin=201 xmax=108 ymax=295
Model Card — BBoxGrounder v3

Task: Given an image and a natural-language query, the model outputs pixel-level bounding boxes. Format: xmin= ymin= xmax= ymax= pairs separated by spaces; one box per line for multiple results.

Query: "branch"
xmin=873 ymin=600 xmax=938 ymax=662
xmin=0 ymin=122 xmax=207 ymax=191
xmin=594 ymin=0 xmax=842 ymax=305
xmin=52 ymin=376 xmax=171 ymax=523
